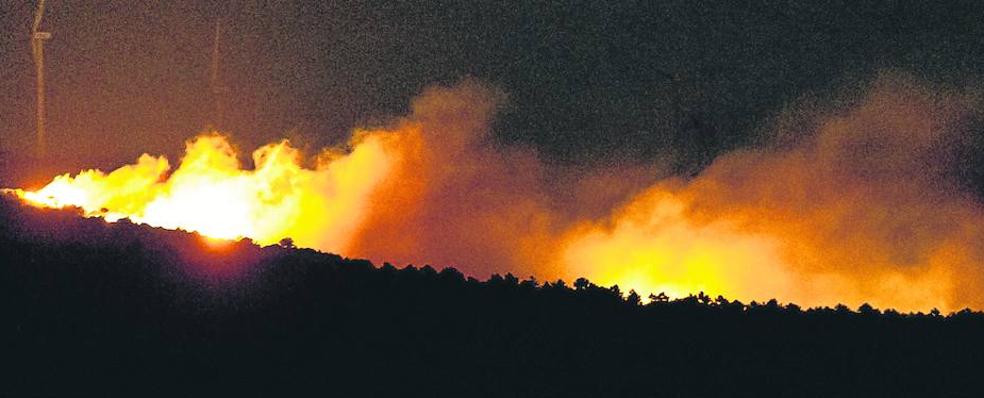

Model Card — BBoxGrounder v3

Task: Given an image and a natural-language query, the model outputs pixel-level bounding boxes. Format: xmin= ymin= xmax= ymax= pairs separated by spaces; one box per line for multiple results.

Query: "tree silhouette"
xmin=649 ymin=292 xmax=670 ymax=303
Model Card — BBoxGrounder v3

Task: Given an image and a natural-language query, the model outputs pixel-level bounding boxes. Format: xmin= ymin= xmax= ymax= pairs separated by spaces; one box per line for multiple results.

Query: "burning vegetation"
xmin=11 ymin=74 xmax=984 ymax=312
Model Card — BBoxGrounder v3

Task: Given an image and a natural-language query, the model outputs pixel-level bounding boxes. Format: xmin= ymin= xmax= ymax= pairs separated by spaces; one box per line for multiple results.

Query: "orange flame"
xmin=12 ymin=75 xmax=984 ymax=312
xmin=18 ymin=132 xmax=395 ymax=253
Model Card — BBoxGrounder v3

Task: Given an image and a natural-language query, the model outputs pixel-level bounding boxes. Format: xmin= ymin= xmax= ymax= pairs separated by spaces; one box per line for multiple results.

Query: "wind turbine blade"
xmin=32 ymin=0 xmax=45 ymax=34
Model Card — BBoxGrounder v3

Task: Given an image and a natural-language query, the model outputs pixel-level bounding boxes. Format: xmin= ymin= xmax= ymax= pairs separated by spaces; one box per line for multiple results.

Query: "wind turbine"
xmin=31 ymin=0 xmax=51 ymax=158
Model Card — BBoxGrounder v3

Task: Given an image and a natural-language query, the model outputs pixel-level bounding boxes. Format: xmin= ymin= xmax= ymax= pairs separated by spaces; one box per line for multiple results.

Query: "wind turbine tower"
xmin=31 ymin=0 xmax=51 ymax=158
xmin=209 ymin=18 xmax=228 ymax=130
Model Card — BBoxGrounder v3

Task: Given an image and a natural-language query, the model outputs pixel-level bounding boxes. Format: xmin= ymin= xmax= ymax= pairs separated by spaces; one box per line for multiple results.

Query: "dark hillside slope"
xmin=1 ymin=194 xmax=982 ymax=397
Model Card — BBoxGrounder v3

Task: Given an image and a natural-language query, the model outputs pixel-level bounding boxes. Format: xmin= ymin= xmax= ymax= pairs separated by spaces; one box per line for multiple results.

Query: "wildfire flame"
xmin=18 ymin=132 xmax=394 ymax=252
xmin=11 ymin=75 xmax=984 ymax=312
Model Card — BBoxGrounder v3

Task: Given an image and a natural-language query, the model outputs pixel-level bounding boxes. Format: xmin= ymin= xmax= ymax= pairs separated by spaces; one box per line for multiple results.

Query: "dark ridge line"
xmin=1 ymin=191 xmax=978 ymax=318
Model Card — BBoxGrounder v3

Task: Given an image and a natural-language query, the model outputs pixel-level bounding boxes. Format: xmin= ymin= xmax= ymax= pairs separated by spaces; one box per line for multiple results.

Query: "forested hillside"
xmin=1 ymin=194 xmax=982 ymax=397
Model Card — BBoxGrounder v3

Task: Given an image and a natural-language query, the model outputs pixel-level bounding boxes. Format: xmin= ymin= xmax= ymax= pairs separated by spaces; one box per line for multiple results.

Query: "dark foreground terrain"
xmin=2 ymin=194 xmax=983 ymax=397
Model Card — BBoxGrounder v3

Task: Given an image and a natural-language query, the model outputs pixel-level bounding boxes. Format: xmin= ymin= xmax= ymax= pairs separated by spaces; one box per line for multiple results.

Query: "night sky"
xmin=1 ymin=0 xmax=983 ymax=185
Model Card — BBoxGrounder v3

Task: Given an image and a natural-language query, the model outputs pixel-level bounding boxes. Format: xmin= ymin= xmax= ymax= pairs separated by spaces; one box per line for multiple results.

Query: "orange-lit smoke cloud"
xmin=347 ymin=81 xmax=560 ymax=274
xmin=16 ymin=74 xmax=984 ymax=312
xmin=562 ymin=73 xmax=984 ymax=311
xmin=344 ymin=80 xmax=661 ymax=277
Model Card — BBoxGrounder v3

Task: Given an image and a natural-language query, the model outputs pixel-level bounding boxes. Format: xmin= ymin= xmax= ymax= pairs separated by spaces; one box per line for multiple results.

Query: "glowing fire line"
xmin=8 ymin=78 xmax=984 ymax=313
xmin=12 ymin=132 xmax=394 ymax=253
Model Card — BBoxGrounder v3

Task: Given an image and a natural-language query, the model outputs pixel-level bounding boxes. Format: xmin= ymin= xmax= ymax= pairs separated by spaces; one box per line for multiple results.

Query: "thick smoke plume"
xmin=16 ymin=74 xmax=984 ymax=311
xmin=562 ymin=73 xmax=984 ymax=311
